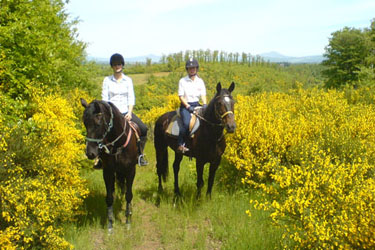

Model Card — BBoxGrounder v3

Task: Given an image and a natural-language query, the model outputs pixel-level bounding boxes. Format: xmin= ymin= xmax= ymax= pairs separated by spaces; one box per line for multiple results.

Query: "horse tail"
xmin=154 ymin=115 xmax=169 ymax=182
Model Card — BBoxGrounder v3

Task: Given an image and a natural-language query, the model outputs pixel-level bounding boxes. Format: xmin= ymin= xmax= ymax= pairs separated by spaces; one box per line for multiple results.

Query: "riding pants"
xmin=178 ymin=102 xmax=199 ymax=146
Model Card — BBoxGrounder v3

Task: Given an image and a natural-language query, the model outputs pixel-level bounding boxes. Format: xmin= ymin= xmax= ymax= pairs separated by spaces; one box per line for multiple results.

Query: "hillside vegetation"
xmin=1 ymin=0 xmax=375 ymax=248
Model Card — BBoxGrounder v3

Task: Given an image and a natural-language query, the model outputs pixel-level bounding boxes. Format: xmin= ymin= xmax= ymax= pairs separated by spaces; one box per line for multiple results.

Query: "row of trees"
xmin=323 ymin=19 xmax=375 ymax=88
xmin=157 ymin=50 xmax=267 ymax=71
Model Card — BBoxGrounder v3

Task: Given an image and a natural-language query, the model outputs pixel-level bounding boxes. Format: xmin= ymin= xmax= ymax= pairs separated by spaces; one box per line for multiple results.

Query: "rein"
xmin=195 ymin=112 xmax=224 ymax=127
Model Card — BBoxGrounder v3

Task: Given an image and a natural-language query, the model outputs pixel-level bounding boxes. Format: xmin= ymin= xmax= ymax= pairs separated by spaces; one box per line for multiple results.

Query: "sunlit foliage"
xmin=225 ymin=88 xmax=375 ymax=249
xmin=0 ymin=90 xmax=89 ymax=249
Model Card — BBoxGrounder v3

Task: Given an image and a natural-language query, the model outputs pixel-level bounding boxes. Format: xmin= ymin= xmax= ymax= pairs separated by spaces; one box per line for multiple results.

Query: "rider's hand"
xmin=187 ymin=106 xmax=194 ymax=113
xmin=124 ymin=112 xmax=132 ymax=120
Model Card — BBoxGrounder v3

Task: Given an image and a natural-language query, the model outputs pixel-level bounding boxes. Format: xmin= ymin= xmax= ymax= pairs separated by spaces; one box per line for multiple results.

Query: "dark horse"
xmin=81 ymin=99 xmax=138 ymax=232
xmin=154 ymin=82 xmax=236 ymax=198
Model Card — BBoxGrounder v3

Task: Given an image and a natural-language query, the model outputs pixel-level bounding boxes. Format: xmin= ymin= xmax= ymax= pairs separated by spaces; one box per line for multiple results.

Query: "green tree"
xmin=357 ymin=19 xmax=375 ymax=86
xmin=0 ymin=0 xmax=88 ymax=99
xmin=322 ymin=27 xmax=370 ymax=88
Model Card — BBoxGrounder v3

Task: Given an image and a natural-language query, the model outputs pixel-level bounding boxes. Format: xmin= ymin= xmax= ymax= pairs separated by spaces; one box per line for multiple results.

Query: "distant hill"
xmin=87 ymin=52 xmax=325 ymax=64
xmin=260 ymin=51 xmax=325 ymax=64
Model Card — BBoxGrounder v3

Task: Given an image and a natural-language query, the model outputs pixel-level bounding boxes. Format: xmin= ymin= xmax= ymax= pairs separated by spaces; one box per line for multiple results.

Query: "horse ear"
xmin=80 ymin=98 xmax=88 ymax=108
xmin=228 ymin=82 xmax=235 ymax=93
xmin=216 ymin=82 xmax=222 ymax=93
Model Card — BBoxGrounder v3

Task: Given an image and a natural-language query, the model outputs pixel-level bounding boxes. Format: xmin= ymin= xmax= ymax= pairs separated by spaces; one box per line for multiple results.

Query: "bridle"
xmin=195 ymin=94 xmax=234 ymax=127
xmin=85 ymin=102 xmax=131 ymax=154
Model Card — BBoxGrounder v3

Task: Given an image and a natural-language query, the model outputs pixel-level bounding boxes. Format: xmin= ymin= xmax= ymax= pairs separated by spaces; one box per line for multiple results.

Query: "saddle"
xmin=166 ymin=107 xmax=203 ymax=137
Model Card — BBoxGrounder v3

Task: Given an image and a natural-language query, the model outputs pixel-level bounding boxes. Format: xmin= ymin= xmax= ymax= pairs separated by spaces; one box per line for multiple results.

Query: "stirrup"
xmin=138 ymin=154 xmax=148 ymax=166
xmin=177 ymin=145 xmax=189 ymax=153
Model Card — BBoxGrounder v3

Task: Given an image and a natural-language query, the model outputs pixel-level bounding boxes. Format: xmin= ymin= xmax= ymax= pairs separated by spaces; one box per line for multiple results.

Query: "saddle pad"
xmin=166 ymin=114 xmax=200 ymax=137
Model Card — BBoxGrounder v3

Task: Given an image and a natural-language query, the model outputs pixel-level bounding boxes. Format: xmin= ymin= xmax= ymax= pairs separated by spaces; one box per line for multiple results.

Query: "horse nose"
xmin=86 ymin=151 xmax=97 ymax=160
xmin=85 ymin=142 xmax=99 ymax=159
xmin=226 ymin=123 xmax=236 ymax=133
xmin=86 ymin=146 xmax=98 ymax=159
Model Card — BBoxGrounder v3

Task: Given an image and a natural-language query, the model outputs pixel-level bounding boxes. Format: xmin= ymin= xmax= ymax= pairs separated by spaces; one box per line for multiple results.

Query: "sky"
xmin=65 ymin=0 xmax=375 ymax=59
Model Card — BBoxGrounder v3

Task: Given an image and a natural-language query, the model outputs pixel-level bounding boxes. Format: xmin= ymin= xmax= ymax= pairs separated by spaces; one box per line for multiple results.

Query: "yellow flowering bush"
xmin=0 ymin=91 xmax=89 ymax=249
xmin=225 ymin=88 xmax=375 ymax=249
xmin=142 ymin=94 xmax=180 ymax=126
xmin=65 ymin=88 xmax=94 ymax=123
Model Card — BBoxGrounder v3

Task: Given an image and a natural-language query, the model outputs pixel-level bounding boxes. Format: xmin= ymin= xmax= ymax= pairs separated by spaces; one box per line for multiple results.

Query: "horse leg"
xmin=173 ymin=152 xmax=183 ymax=196
xmin=206 ymin=159 xmax=221 ymax=198
xmin=117 ymin=173 xmax=126 ymax=211
xmin=196 ymin=159 xmax=205 ymax=199
xmin=155 ymin=129 xmax=168 ymax=193
xmin=124 ymin=165 xmax=135 ymax=229
xmin=156 ymin=146 xmax=168 ymax=193
xmin=103 ymin=168 xmax=115 ymax=233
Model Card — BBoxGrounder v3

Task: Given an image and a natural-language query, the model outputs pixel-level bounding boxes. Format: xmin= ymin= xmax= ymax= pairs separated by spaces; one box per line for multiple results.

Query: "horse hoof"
xmin=108 ymin=228 xmax=113 ymax=235
xmin=126 ymin=223 xmax=131 ymax=231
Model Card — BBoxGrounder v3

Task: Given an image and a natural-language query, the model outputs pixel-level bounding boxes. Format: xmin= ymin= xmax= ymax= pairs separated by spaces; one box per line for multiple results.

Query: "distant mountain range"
xmin=259 ymin=51 xmax=325 ymax=64
xmin=88 ymin=52 xmax=325 ymax=64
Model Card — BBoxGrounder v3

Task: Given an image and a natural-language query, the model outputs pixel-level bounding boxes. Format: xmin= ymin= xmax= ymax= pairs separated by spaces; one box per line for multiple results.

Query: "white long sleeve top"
xmin=101 ymin=73 xmax=135 ymax=114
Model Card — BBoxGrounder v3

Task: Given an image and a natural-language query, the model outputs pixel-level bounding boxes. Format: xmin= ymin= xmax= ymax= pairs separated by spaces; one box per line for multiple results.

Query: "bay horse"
xmin=81 ymin=99 xmax=138 ymax=232
xmin=154 ymin=82 xmax=236 ymax=198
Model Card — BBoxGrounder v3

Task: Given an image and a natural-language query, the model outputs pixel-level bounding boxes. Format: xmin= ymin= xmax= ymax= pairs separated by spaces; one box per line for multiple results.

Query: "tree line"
xmin=157 ymin=49 xmax=267 ymax=71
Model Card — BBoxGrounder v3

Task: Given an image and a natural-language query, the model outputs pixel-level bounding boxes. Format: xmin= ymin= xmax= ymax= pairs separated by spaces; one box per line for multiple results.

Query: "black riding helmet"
xmin=185 ymin=58 xmax=199 ymax=70
xmin=110 ymin=53 xmax=125 ymax=66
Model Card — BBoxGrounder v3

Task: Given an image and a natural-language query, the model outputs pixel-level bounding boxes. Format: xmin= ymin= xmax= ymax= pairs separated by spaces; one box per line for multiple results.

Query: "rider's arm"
xmin=125 ymin=105 xmax=133 ymax=120
xmin=101 ymin=77 xmax=109 ymax=101
xmin=179 ymin=96 xmax=190 ymax=109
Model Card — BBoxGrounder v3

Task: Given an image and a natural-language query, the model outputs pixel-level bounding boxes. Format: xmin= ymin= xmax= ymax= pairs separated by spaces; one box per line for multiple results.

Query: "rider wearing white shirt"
xmin=102 ymin=74 xmax=135 ymax=114
xmin=177 ymin=58 xmax=207 ymax=153
xmin=95 ymin=53 xmax=148 ymax=168
xmin=178 ymin=75 xmax=206 ymax=103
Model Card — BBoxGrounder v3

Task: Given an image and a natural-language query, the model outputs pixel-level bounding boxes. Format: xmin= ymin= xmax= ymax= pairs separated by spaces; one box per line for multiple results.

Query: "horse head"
xmin=213 ymin=82 xmax=236 ymax=133
xmin=81 ymin=98 xmax=113 ymax=159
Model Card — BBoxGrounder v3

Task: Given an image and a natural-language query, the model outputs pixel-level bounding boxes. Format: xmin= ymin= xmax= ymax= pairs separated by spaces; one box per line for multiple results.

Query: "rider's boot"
xmin=137 ymin=136 xmax=148 ymax=166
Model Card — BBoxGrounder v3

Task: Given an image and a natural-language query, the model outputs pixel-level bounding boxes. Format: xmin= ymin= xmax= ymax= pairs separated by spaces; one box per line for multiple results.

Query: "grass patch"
xmin=129 ymin=72 xmax=170 ymax=85
xmin=66 ymin=142 xmax=285 ymax=249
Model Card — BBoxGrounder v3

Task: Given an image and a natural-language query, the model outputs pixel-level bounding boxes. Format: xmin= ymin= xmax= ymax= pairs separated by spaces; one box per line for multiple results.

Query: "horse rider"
xmin=94 ymin=53 xmax=148 ymax=168
xmin=177 ymin=58 xmax=207 ymax=153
